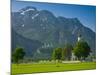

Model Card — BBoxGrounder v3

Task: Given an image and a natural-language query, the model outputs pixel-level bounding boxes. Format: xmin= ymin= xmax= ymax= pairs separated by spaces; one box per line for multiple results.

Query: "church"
xmin=71 ymin=34 xmax=82 ymax=61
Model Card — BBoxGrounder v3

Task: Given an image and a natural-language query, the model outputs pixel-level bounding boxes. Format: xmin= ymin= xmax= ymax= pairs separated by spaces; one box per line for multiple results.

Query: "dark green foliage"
xmin=61 ymin=48 xmax=66 ymax=60
xmin=52 ymin=44 xmax=73 ymax=61
xmin=12 ymin=47 xmax=25 ymax=63
xmin=73 ymin=41 xmax=91 ymax=60
xmin=52 ymin=48 xmax=62 ymax=60
xmin=61 ymin=44 xmax=73 ymax=60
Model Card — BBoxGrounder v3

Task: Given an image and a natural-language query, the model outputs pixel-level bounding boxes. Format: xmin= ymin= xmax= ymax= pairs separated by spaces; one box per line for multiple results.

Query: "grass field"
xmin=11 ymin=62 xmax=96 ymax=75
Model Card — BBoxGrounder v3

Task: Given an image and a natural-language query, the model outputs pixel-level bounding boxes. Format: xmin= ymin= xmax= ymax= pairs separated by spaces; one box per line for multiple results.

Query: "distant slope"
xmin=11 ymin=28 xmax=42 ymax=57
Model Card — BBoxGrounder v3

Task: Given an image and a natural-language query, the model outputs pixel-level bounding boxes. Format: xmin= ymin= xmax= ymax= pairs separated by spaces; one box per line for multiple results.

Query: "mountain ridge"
xmin=11 ymin=6 xmax=96 ymax=58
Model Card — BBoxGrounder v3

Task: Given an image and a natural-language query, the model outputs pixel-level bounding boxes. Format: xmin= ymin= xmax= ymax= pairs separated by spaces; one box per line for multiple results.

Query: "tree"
xmin=73 ymin=41 xmax=91 ymax=60
xmin=52 ymin=48 xmax=62 ymax=61
xmin=61 ymin=47 xmax=66 ymax=60
xmin=61 ymin=44 xmax=73 ymax=60
xmin=12 ymin=47 xmax=25 ymax=63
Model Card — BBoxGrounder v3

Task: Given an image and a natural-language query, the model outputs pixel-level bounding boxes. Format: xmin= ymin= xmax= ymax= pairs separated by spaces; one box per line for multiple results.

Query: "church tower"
xmin=78 ymin=34 xmax=81 ymax=42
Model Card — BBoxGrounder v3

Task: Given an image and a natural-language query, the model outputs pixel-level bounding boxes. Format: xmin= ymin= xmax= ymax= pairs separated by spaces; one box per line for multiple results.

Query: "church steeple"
xmin=78 ymin=35 xmax=81 ymax=42
xmin=78 ymin=32 xmax=81 ymax=42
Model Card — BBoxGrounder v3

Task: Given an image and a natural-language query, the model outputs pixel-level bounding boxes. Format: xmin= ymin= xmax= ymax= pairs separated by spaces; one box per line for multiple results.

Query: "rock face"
xmin=11 ymin=28 xmax=42 ymax=57
xmin=11 ymin=6 xmax=96 ymax=59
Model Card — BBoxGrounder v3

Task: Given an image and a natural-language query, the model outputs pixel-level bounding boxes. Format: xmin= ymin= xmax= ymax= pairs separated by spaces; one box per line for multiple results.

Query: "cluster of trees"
xmin=12 ymin=48 xmax=25 ymax=63
xmin=12 ymin=40 xmax=91 ymax=64
xmin=52 ymin=41 xmax=91 ymax=61
xmin=73 ymin=41 xmax=91 ymax=60
xmin=52 ymin=44 xmax=73 ymax=61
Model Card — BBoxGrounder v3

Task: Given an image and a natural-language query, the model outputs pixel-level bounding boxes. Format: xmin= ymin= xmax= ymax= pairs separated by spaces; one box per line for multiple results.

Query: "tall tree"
xmin=73 ymin=41 xmax=91 ymax=60
xmin=52 ymin=48 xmax=62 ymax=61
xmin=66 ymin=44 xmax=73 ymax=60
xmin=12 ymin=47 xmax=25 ymax=63
xmin=62 ymin=44 xmax=73 ymax=60
xmin=61 ymin=47 xmax=66 ymax=60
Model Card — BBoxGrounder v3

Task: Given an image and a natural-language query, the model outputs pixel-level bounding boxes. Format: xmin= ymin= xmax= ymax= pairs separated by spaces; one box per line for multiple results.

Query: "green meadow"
xmin=11 ymin=62 xmax=96 ymax=75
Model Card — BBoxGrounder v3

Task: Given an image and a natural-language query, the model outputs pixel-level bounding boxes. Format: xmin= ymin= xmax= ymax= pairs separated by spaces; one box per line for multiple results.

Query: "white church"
xmin=71 ymin=34 xmax=81 ymax=61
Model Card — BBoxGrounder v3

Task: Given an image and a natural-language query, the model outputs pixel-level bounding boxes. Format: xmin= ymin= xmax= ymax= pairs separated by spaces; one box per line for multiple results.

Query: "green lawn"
xmin=11 ymin=62 xmax=96 ymax=75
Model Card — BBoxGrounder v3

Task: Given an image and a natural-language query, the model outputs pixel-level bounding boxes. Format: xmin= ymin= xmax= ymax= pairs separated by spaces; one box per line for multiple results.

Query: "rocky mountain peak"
xmin=19 ymin=6 xmax=37 ymax=15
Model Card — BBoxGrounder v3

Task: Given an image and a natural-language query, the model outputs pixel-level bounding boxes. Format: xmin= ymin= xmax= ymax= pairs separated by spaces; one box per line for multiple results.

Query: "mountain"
xmin=11 ymin=28 xmax=42 ymax=57
xmin=11 ymin=6 xmax=96 ymax=59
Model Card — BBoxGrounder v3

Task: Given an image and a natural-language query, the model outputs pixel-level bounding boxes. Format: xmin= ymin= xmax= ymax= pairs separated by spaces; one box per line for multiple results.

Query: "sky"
xmin=11 ymin=0 xmax=96 ymax=32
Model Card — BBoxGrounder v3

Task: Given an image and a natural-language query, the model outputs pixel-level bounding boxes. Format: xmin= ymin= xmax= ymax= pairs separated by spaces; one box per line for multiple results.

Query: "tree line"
xmin=52 ymin=41 xmax=91 ymax=62
xmin=12 ymin=40 xmax=91 ymax=63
